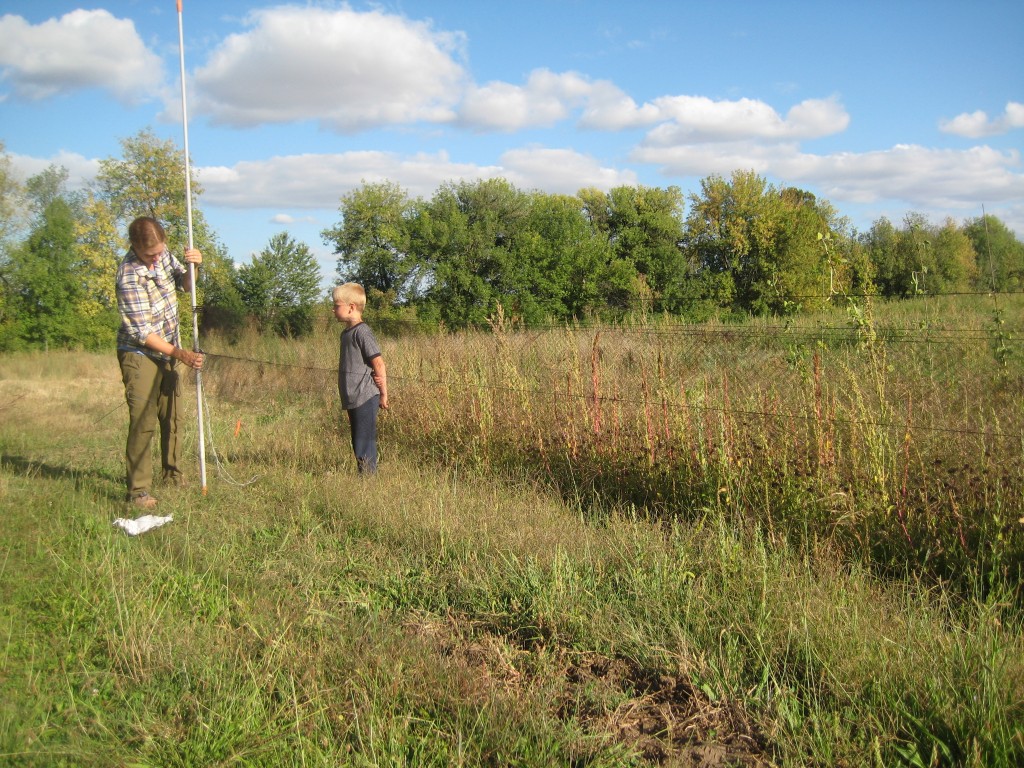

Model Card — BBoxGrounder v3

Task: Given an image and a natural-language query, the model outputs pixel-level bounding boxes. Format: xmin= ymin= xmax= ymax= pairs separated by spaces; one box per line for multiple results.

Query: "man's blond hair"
xmin=333 ymin=282 xmax=367 ymax=310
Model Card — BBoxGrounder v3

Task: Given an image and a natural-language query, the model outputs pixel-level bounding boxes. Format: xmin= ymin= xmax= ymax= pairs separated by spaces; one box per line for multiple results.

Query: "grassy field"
xmin=1 ymin=296 xmax=1022 ymax=766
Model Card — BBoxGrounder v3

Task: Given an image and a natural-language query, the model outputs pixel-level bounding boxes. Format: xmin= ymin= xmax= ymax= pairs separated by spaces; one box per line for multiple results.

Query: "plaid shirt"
xmin=116 ymin=247 xmax=187 ymax=360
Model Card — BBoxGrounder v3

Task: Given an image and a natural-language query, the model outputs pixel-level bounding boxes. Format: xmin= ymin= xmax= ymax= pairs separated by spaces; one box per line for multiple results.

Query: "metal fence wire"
xmin=202 ymin=294 xmax=1022 ymax=512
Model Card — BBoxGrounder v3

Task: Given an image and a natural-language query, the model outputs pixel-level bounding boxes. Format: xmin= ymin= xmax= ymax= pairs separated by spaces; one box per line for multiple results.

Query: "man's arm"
xmin=143 ymin=333 xmax=204 ymax=369
xmin=175 ymin=248 xmax=203 ymax=292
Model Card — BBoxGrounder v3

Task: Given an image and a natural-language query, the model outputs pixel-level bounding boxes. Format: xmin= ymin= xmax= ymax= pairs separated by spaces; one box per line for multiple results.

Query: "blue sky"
xmin=2 ymin=0 xmax=1022 ymax=284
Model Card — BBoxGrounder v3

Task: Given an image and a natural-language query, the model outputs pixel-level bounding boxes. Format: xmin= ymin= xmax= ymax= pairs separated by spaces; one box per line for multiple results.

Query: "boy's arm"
xmin=370 ymin=355 xmax=388 ymax=409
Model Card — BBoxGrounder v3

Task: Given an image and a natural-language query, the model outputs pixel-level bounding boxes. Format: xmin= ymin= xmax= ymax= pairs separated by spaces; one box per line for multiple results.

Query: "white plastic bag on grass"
xmin=113 ymin=514 xmax=173 ymax=536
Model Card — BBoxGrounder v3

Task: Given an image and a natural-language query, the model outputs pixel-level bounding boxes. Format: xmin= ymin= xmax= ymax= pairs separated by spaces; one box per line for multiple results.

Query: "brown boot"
xmin=128 ymin=492 xmax=158 ymax=510
xmin=161 ymin=472 xmax=187 ymax=487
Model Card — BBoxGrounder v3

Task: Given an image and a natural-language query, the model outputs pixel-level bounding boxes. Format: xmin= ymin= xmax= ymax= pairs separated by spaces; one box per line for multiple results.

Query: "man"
xmin=115 ymin=216 xmax=203 ymax=508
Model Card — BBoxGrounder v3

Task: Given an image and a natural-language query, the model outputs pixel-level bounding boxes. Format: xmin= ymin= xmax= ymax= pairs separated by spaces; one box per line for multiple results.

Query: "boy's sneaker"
xmin=128 ymin=493 xmax=158 ymax=510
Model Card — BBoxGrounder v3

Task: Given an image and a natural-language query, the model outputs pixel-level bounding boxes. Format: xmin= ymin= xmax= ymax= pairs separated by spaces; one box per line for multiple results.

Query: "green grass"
xmin=1 ymin=314 xmax=1023 ymax=766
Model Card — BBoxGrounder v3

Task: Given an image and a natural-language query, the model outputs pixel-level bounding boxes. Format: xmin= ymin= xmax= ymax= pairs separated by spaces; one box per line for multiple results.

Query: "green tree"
xmin=411 ymin=178 xmax=530 ymax=328
xmin=896 ymin=212 xmax=946 ymax=296
xmin=3 ymin=198 xmax=111 ymax=350
xmin=578 ymin=186 xmax=612 ymax=236
xmin=762 ymin=187 xmax=841 ymax=313
xmin=322 ymin=181 xmax=420 ymax=306
xmin=931 ymin=218 xmax=978 ymax=293
xmin=236 ymin=232 xmax=322 ymax=337
xmin=1 ymin=166 xmax=117 ymax=352
xmin=0 ymin=141 xmax=24 ymax=251
xmin=332 ymin=179 xmax=615 ymax=328
xmin=683 ymin=171 xmax=839 ymax=315
xmin=864 ymin=213 xmax=977 ymax=297
xmin=597 ymin=256 xmax=645 ymax=315
xmin=519 ymin=192 xmax=610 ymax=320
xmin=964 ymin=214 xmax=1024 ymax=292
xmin=194 ymin=228 xmax=245 ymax=338
xmin=93 ymin=128 xmax=239 ymax=341
xmin=25 ymin=165 xmax=82 ymax=221
xmin=605 ymin=185 xmax=686 ymax=313
xmin=0 ymin=144 xmax=26 ymax=345
xmin=819 ymin=230 xmax=875 ymax=303
xmin=684 ymin=171 xmax=755 ymax=308
xmin=95 ymin=128 xmax=195 ymax=231
xmin=234 ymin=260 xmax=274 ymax=330
xmin=76 ymin=191 xmax=122 ymax=319
xmin=576 ymin=185 xmax=689 ymax=316
xmin=861 ymin=216 xmax=906 ymax=297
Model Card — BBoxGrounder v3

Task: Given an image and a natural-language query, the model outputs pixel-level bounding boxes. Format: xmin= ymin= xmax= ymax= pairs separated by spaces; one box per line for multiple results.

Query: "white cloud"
xmin=269 ymin=213 xmax=317 ymax=226
xmin=198 ymin=150 xmax=498 ymax=208
xmin=633 ymin=139 xmax=1024 ymax=209
xmin=189 ymin=6 xmax=467 ymax=131
xmin=460 ymin=69 xmax=594 ymax=131
xmin=498 ymin=147 xmax=638 ymax=192
xmin=577 ymin=81 xmax=662 ymax=130
xmin=631 ymin=140 xmax=784 ymax=178
xmin=196 ymin=146 xmax=634 ymax=209
xmin=0 ymin=10 xmax=164 ymax=103
xmin=642 ymin=95 xmax=849 ymax=144
xmin=940 ymin=101 xmax=1024 ymax=138
xmin=8 ymin=150 xmax=99 ymax=187
xmin=456 ymin=73 xmax=848 ymax=141
xmin=178 ymin=0 xmax=850 ymax=150
xmin=794 ymin=145 xmax=1024 ymax=208
xmin=991 ymin=200 xmax=1024 ymax=240
xmin=458 ymin=70 xmax=698 ymax=133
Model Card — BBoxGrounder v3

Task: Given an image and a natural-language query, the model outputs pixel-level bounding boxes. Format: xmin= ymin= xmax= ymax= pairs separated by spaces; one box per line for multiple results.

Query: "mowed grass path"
xmin=1 ymin=351 xmax=1021 ymax=767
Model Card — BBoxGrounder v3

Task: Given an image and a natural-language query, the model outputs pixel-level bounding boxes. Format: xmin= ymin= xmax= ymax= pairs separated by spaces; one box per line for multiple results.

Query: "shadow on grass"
xmin=0 ymin=453 xmax=122 ymax=502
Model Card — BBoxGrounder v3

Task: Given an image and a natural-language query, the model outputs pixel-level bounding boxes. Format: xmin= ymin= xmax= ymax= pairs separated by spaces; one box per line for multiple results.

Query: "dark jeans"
xmin=346 ymin=394 xmax=379 ymax=474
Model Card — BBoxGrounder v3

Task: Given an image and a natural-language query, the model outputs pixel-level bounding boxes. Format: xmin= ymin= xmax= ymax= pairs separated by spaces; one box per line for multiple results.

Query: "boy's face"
xmin=333 ymin=299 xmax=360 ymax=327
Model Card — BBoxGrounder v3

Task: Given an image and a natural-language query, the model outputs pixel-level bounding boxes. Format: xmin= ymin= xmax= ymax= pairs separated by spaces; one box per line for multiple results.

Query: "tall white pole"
xmin=176 ymin=0 xmax=208 ymax=494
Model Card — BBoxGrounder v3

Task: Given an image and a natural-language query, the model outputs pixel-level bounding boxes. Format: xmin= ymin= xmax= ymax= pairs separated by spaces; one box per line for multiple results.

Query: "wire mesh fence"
xmin=198 ymin=293 xmax=1024 ymax=588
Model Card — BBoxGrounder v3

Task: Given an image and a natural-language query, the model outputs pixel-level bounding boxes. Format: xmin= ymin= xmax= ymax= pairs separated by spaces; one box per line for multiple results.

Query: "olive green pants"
xmin=118 ymin=351 xmax=184 ymax=499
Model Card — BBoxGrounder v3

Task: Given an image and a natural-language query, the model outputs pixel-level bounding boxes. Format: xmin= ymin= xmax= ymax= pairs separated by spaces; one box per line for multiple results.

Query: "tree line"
xmin=1 ymin=130 xmax=1022 ymax=350
xmin=0 ymin=131 xmax=320 ymax=350
xmin=329 ymin=174 xmax=1022 ymax=329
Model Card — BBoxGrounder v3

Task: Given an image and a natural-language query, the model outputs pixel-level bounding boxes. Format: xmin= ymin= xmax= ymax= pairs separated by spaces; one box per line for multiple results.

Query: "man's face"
xmin=136 ymin=242 xmax=164 ymax=268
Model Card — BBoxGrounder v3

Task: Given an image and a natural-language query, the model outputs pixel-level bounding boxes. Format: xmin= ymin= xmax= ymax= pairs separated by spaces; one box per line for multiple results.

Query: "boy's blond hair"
xmin=333 ymin=282 xmax=367 ymax=310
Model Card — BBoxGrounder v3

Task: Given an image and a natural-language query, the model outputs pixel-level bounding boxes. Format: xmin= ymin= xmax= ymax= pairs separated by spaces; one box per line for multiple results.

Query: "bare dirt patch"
xmin=411 ymin=615 xmax=773 ymax=766
xmin=560 ymin=653 xmax=771 ymax=767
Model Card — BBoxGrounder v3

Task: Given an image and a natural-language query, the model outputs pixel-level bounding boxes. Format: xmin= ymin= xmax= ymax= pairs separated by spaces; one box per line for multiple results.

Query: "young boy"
xmin=333 ymin=283 xmax=388 ymax=473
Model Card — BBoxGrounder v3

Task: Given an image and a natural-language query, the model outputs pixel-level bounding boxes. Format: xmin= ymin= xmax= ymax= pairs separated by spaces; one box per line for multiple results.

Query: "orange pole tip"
xmin=177 ymin=1 xmax=182 ymax=13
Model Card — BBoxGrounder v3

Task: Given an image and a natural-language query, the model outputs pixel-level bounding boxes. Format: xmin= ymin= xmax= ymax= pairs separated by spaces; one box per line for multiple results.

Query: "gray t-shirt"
xmin=338 ymin=322 xmax=382 ymax=409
